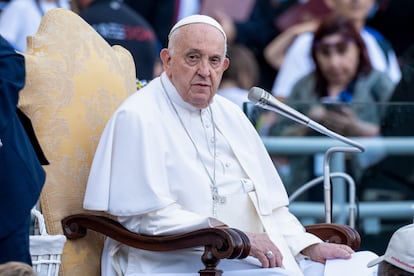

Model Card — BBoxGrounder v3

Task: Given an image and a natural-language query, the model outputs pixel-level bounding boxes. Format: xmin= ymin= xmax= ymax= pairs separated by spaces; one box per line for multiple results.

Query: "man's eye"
xmin=187 ymin=55 xmax=199 ymax=64
xmin=210 ymin=58 xmax=221 ymax=67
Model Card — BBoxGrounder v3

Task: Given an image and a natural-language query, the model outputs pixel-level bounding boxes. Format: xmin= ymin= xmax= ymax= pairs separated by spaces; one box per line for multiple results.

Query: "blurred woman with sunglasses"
xmin=268 ymin=15 xmax=396 ymax=199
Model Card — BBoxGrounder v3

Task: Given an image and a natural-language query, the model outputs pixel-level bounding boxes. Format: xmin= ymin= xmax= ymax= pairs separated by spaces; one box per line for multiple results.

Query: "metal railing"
xmin=262 ymin=136 xmax=414 ymax=233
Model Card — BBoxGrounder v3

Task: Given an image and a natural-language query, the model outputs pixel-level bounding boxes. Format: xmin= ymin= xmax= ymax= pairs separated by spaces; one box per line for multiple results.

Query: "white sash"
xmin=215 ymin=188 xmax=303 ymax=276
xmin=248 ymin=192 xmax=304 ymax=276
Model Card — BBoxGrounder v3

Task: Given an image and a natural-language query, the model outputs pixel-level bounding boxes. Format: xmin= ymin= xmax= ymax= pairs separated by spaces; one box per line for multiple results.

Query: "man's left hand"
xmin=301 ymin=243 xmax=354 ymax=264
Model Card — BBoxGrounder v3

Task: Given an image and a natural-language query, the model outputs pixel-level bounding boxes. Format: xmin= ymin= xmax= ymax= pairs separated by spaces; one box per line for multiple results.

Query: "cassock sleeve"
xmin=271 ymin=207 xmax=322 ymax=257
xmin=119 ymin=203 xmax=225 ymax=236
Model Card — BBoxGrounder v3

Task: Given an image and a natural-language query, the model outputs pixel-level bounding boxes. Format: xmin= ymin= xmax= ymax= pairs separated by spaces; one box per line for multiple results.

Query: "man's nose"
xmin=197 ymin=60 xmax=210 ymax=76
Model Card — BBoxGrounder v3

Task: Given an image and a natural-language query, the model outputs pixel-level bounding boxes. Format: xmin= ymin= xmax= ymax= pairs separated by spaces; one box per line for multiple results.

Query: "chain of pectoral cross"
xmin=161 ymin=78 xmax=226 ymax=217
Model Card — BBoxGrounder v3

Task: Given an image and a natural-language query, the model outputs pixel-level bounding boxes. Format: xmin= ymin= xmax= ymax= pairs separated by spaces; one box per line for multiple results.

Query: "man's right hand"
xmin=245 ymin=232 xmax=283 ymax=268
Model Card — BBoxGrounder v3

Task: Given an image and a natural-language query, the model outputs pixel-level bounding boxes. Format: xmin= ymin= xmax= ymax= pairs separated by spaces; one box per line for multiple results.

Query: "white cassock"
xmin=84 ymin=72 xmax=330 ymax=275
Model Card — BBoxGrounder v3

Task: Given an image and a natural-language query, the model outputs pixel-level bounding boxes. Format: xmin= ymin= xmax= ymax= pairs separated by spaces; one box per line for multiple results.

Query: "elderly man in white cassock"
xmin=83 ymin=14 xmax=370 ymax=276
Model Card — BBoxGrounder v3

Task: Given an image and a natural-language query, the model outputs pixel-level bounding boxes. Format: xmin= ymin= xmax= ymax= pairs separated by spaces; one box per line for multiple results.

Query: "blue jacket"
xmin=0 ymin=35 xmax=45 ymax=238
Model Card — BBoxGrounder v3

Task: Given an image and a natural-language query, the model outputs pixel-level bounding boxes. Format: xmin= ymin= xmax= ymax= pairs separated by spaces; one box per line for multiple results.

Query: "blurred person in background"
xmin=271 ymin=0 xmax=401 ymax=99
xmin=0 ymin=261 xmax=35 ymax=276
xmin=124 ymin=0 xmax=200 ymax=50
xmin=76 ymin=0 xmax=159 ymax=82
xmin=214 ymin=0 xmax=298 ymax=91
xmin=367 ymin=0 xmax=414 ymax=67
xmin=358 ymin=43 xmax=414 ymax=202
xmin=264 ymin=0 xmax=331 ymax=74
xmin=264 ymin=19 xmax=320 ymax=74
xmin=217 ymin=43 xmax=259 ymax=109
xmin=367 ymin=223 xmax=414 ymax=275
xmin=0 ymin=34 xmax=45 ymax=267
xmin=268 ymin=15 xmax=395 ymax=198
xmin=0 ymin=0 xmax=70 ymax=52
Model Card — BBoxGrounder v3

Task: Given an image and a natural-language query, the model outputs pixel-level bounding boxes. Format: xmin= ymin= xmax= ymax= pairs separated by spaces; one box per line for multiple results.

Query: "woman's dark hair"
xmin=311 ymin=15 xmax=372 ymax=97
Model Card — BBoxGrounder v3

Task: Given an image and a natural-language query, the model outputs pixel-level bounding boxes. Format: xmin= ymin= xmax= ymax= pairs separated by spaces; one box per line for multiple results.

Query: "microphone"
xmin=248 ymin=86 xmax=365 ymax=152
xmin=249 ymin=86 xmax=364 ymax=225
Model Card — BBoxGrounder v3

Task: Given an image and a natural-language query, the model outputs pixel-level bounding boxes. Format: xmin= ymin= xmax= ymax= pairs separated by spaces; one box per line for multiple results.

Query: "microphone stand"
xmin=249 ymin=89 xmax=365 ymax=225
xmin=323 ymin=147 xmax=360 ymax=226
xmin=289 ymin=171 xmax=357 ymax=228
xmin=307 ymin=119 xmax=364 ymax=225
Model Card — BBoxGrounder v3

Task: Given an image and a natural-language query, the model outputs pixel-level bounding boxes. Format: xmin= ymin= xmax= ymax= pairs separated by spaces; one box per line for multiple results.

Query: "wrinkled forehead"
xmin=170 ymin=24 xmax=227 ymax=57
xmin=169 ymin=19 xmax=227 ymax=55
xmin=177 ymin=23 xmax=225 ymax=41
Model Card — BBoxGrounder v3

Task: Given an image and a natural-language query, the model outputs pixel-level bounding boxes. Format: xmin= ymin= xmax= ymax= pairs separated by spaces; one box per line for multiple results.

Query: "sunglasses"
xmin=314 ymin=38 xmax=355 ymax=56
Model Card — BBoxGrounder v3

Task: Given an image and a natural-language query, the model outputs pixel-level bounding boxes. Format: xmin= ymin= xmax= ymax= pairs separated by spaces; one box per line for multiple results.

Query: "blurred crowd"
xmin=2 ymin=0 xmax=414 ymax=269
xmin=1 ymin=0 xmax=412 ymax=85
xmin=2 ymin=0 xmax=414 ymax=206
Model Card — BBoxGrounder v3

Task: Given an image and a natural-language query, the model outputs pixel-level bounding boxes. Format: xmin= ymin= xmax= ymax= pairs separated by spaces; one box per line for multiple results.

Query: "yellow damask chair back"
xmin=19 ymin=8 xmax=136 ymax=275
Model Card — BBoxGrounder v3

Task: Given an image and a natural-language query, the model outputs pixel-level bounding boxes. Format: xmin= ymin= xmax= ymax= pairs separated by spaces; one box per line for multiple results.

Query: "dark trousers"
xmin=0 ymin=215 xmax=32 ymax=266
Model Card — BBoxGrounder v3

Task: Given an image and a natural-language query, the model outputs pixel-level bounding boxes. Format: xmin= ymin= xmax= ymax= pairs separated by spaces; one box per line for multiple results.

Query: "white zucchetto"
xmin=169 ymin=14 xmax=227 ymax=43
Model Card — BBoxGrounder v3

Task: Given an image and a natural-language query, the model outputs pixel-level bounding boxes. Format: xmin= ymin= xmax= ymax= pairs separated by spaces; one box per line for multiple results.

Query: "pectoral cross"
xmin=211 ymin=186 xmax=226 ymax=217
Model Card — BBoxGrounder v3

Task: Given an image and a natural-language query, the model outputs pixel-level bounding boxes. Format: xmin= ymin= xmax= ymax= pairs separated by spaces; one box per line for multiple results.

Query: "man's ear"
xmin=160 ymin=48 xmax=171 ymax=66
xmin=222 ymin=57 xmax=230 ymax=71
xmin=160 ymin=48 xmax=171 ymax=73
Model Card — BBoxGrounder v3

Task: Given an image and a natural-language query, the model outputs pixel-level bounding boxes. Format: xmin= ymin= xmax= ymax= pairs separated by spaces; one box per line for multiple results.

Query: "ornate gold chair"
xmin=19 ymin=8 xmax=137 ymax=275
xmin=19 ymin=8 xmax=360 ymax=276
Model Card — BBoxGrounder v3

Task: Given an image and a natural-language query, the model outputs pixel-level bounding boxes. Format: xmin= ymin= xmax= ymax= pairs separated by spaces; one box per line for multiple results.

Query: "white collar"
xmin=160 ymin=72 xmax=214 ymax=113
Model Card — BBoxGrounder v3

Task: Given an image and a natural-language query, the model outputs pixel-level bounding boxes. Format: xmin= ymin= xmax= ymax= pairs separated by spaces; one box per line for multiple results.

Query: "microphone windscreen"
xmin=248 ymin=87 xmax=265 ymax=104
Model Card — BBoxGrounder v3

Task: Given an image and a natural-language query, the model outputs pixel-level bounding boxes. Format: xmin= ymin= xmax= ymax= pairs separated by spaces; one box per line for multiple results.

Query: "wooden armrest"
xmin=305 ymin=223 xmax=361 ymax=250
xmin=62 ymin=214 xmax=250 ymax=275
